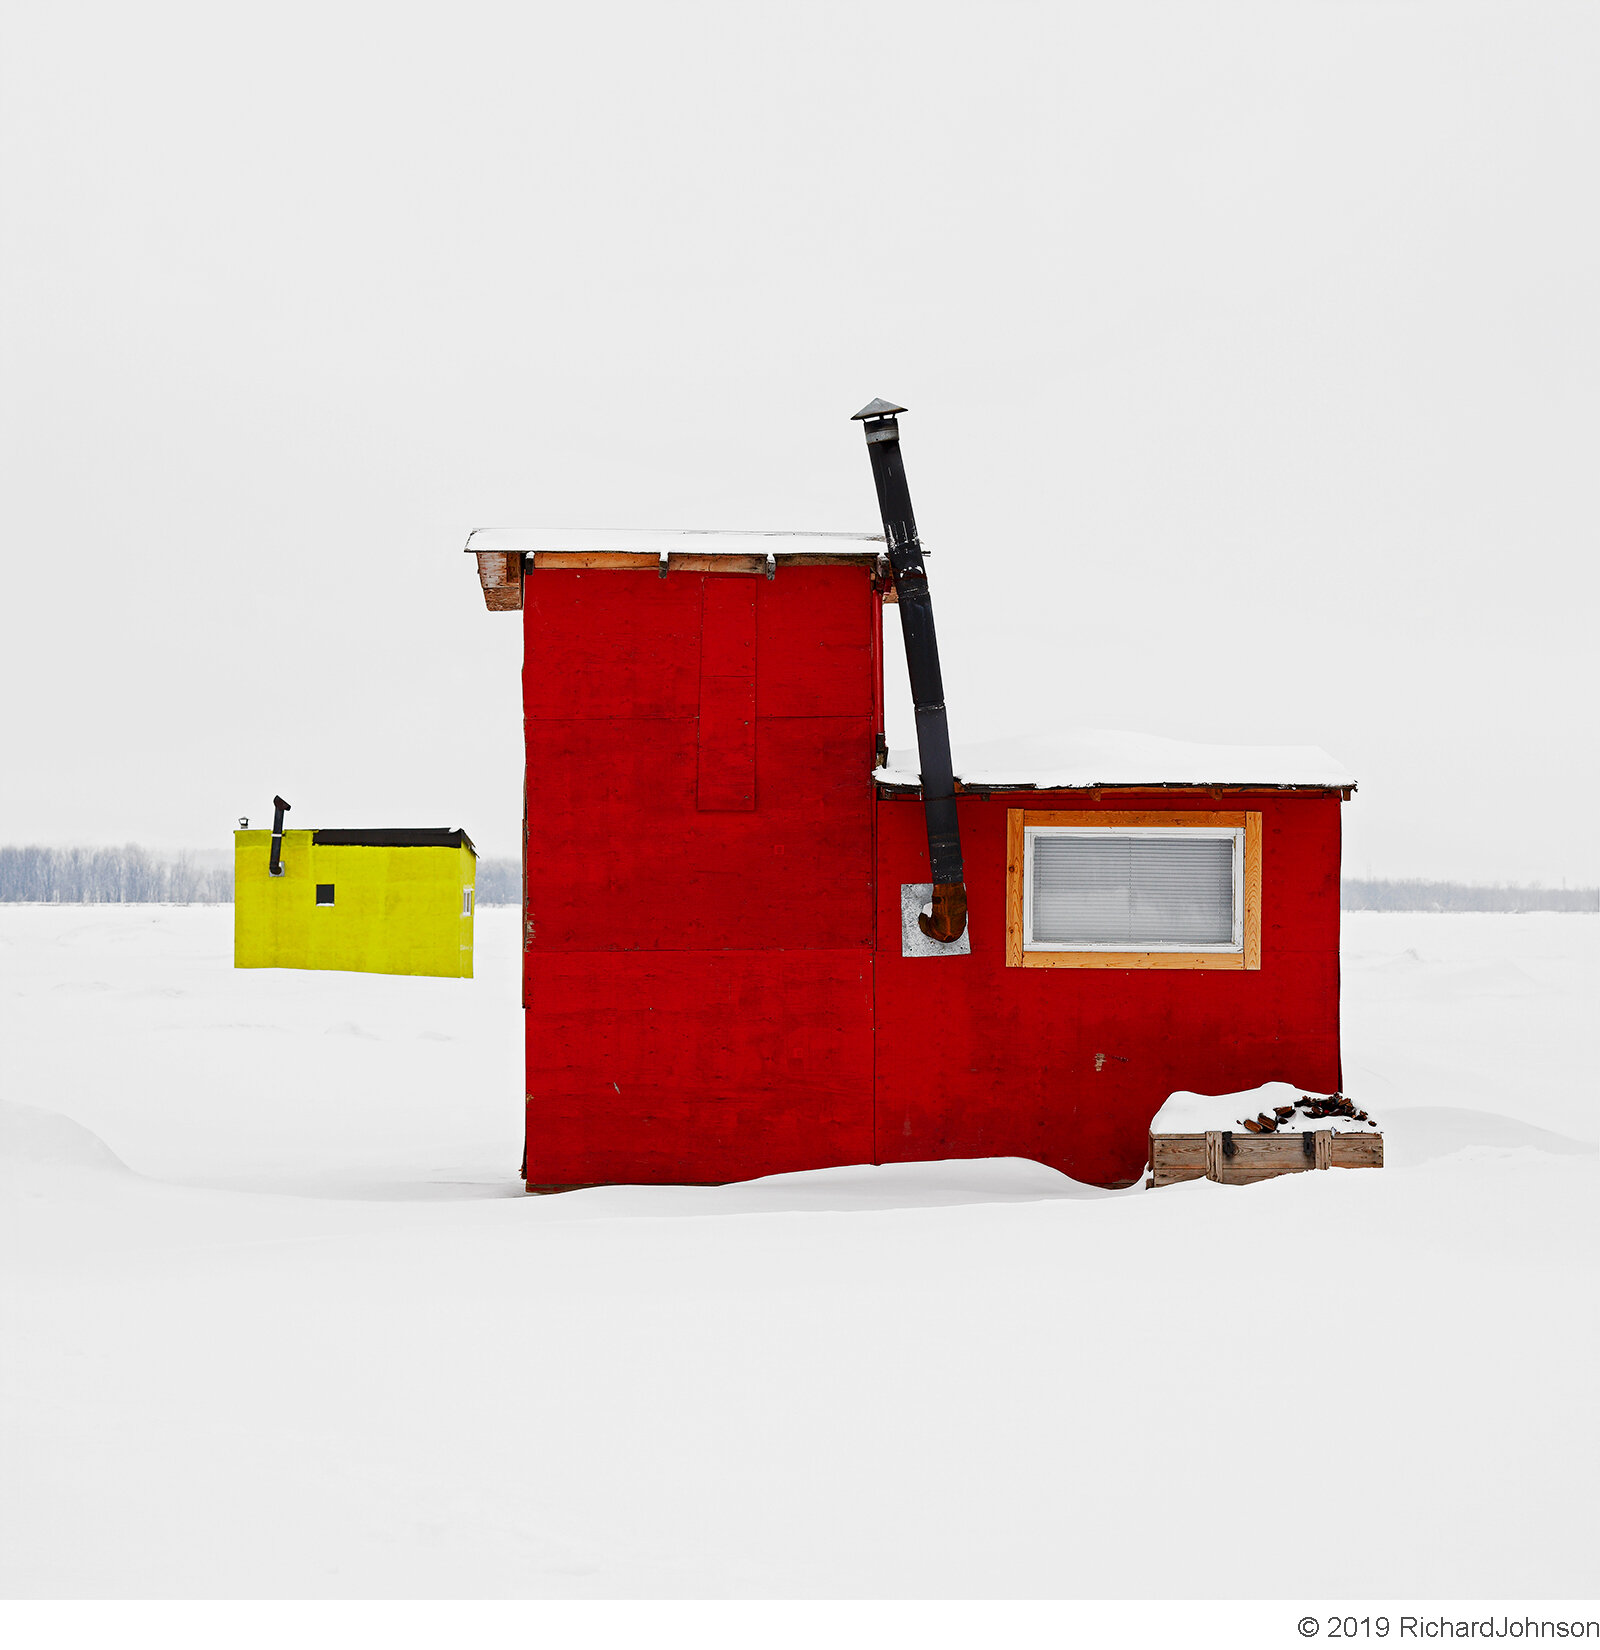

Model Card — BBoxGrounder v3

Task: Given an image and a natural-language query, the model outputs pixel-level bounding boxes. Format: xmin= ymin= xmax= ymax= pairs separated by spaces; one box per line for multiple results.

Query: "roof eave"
xmin=873 ymin=778 xmax=1358 ymax=799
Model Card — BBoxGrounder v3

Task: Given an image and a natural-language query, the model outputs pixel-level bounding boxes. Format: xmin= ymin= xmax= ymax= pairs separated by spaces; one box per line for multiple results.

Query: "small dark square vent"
xmin=315 ymin=884 xmax=335 ymax=906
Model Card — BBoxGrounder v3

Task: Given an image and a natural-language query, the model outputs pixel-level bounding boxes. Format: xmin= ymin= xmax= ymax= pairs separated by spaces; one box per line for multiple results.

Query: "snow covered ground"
xmin=1 ymin=908 xmax=1595 ymax=1598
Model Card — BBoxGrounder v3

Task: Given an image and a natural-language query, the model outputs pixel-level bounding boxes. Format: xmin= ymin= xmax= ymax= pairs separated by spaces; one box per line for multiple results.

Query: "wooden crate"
xmin=1147 ymin=1128 xmax=1383 ymax=1188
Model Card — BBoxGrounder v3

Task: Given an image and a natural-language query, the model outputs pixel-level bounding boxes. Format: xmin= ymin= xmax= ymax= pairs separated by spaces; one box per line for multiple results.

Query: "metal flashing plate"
xmin=900 ymin=883 xmax=972 ymax=959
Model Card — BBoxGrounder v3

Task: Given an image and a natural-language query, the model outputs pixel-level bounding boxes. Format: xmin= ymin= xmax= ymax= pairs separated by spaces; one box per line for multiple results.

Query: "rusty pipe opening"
xmin=919 ymin=882 xmax=969 ymax=944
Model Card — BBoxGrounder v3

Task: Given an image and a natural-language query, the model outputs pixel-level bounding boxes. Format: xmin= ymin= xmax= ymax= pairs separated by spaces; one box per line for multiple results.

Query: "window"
xmin=462 ymin=887 xmax=474 ymax=916
xmin=1005 ymin=810 xmax=1260 ymax=970
xmin=315 ymin=884 xmax=335 ymax=906
xmin=1031 ymin=829 xmax=1239 ymax=947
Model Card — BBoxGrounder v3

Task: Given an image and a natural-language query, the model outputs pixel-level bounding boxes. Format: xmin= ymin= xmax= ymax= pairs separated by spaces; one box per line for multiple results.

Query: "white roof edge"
xmin=874 ymin=772 xmax=1357 ymax=793
xmin=465 ymin=527 xmax=885 ymax=556
xmin=873 ymin=734 xmax=1356 ymax=792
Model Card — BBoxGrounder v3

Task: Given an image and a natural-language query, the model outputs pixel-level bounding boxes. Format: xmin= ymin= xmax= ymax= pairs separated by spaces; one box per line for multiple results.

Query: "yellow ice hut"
xmin=234 ymin=798 xmax=476 ymax=978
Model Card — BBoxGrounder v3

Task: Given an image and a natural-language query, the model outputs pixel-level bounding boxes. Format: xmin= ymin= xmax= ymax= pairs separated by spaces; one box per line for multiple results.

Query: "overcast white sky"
xmin=2 ymin=1 xmax=1596 ymax=881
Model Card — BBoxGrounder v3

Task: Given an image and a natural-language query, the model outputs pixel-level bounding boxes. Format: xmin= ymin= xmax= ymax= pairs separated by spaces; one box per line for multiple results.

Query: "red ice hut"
xmin=466 ymin=401 xmax=1354 ymax=1190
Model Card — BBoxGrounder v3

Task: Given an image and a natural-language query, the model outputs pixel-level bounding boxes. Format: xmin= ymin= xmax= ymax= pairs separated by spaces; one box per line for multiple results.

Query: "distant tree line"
xmin=0 ymin=846 xmax=525 ymax=906
xmin=3 ymin=846 xmax=1594 ymax=912
xmin=1341 ymin=878 xmax=1600 ymax=914
xmin=0 ymin=845 xmax=234 ymax=904
xmin=474 ymin=859 xmax=520 ymax=905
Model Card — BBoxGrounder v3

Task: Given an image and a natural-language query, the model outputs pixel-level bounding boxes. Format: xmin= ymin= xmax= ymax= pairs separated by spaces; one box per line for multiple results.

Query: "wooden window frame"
xmin=1004 ymin=810 xmax=1262 ymax=970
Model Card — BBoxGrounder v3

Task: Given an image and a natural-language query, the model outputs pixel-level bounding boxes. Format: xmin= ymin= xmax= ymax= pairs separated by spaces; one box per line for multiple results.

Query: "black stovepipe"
xmin=268 ymin=795 xmax=291 ymax=877
xmin=852 ymin=399 xmax=967 ymax=943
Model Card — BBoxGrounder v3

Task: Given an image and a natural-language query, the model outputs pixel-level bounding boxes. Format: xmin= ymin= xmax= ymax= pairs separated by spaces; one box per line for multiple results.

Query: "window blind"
xmin=1030 ymin=833 xmax=1236 ymax=946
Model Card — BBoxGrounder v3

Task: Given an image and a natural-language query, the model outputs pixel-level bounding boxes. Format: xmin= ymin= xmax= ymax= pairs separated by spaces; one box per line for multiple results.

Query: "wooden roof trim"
xmin=474 ymin=550 xmax=524 ymax=611
xmin=529 ymin=550 xmax=880 ymax=571
xmin=475 ymin=546 xmax=888 ymax=609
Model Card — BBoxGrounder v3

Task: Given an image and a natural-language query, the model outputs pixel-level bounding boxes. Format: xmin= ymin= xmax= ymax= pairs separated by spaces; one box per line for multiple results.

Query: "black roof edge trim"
xmin=311 ymin=829 xmax=478 ymax=854
xmin=872 ymin=781 xmax=1356 ymax=799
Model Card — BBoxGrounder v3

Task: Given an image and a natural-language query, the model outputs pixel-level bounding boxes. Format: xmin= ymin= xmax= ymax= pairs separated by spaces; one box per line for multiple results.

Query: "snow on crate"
xmin=1151 ymin=1081 xmax=1380 ymax=1136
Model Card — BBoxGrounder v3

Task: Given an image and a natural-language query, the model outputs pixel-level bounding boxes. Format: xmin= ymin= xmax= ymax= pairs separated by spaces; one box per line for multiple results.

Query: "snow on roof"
xmin=875 ymin=731 xmax=1355 ymax=792
xmin=465 ymin=527 xmax=884 ymax=558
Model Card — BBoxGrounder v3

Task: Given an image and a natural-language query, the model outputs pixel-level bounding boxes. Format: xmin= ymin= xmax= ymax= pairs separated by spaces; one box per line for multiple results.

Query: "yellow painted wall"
xmin=234 ymin=831 xmax=475 ymax=978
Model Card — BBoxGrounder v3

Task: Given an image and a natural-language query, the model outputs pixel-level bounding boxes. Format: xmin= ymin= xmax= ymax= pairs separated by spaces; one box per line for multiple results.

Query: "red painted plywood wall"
xmin=522 ymin=565 xmax=881 ymax=1185
xmin=873 ymin=791 xmax=1343 ymax=1188
xmin=521 ymin=566 xmax=1344 ymax=1190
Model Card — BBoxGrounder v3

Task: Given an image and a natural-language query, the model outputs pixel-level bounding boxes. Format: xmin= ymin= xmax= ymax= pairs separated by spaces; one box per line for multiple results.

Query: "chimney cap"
xmin=851 ymin=398 xmax=907 ymax=421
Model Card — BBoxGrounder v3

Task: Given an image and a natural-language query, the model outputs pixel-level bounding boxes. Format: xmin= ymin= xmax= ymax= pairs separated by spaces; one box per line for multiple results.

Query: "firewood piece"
xmin=1242 ymin=1117 xmax=1264 ymax=1133
xmin=1274 ymin=1105 xmax=1295 ymax=1118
